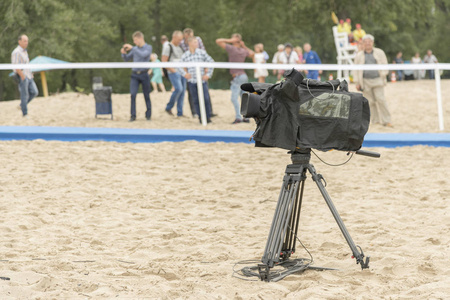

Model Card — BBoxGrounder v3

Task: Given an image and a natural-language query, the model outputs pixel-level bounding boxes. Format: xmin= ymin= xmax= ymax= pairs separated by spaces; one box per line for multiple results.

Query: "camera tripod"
xmin=255 ymin=149 xmax=370 ymax=282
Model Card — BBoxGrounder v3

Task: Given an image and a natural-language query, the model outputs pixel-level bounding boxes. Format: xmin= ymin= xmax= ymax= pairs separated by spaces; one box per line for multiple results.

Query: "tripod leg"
xmin=262 ymin=176 xmax=299 ymax=267
xmin=307 ymin=164 xmax=370 ymax=269
xmin=284 ymin=177 xmax=305 ymax=255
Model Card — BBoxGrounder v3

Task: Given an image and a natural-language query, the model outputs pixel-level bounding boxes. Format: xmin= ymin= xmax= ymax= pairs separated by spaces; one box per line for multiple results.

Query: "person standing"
xmin=354 ymin=34 xmax=392 ymax=127
xmin=411 ymin=52 xmax=424 ymax=80
xmin=178 ymin=37 xmax=214 ymax=124
xmin=216 ymin=33 xmax=254 ymax=124
xmin=11 ymin=34 xmax=39 ymax=117
xmin=279 ymin=43 xmax=299 ymax=65
xmin=272 ymin=44 xmax=285 ymax=81
xmin=148 ymin=53 xmax=165 ymax=93
xmin=423 ymin=50 xmax=438 ymax=79
xmin=303 ymin=43 xmax=322 ymax=80
xmin=253 ymin=43 xmax=268 ymax=83
xmin=180 ymin=28 xmax=206 ymax=52
xmin=180 ymin=28 xmax=207 ymax=118
xmin=393 ymin=51 xmax=404 ymax=81
xmin=162 ymin=31 xmax=186 ymax=117
xmin=121 ymin=31 xmax=152 ymax=122
xmin=160 ymin=35 xmax=169 ymax=48
xmin=294 ymin=46 xmax=303 ymax=64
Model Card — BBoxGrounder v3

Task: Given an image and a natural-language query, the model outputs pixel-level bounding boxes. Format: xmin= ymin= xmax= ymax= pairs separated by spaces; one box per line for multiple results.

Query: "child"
xmin=253 ymin=43 xmax=268 ymax=83
xmin=148 ymin=53 xmax=165 ymax=93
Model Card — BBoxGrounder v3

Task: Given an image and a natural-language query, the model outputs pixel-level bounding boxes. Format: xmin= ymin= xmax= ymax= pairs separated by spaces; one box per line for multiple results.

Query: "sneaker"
xmin=232 ymin=118 xmax=242 ymax=124
xmin=165 ymin=109 xmax=174 ymax=116
xmin=211 ymin=113 xmax=218 ymax=118
xmin=146 ymin=116 xmax=151 ymax=121
xmin=192 ymin=114 xmax=199 ymax=118
xmin=176 ymin=115 xmax=188 ymax=118
xmin=129 ymin=116 xmax=136 ymax=122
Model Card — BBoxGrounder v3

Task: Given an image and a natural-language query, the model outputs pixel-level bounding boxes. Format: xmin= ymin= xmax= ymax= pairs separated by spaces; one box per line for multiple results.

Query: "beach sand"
xmin=0 ymin=141 xmax=449 ymax=299
xmin=0 ymin=80 xmax=449 ymax=133
xmin=0 ymin=79 xmax=449 ymax=298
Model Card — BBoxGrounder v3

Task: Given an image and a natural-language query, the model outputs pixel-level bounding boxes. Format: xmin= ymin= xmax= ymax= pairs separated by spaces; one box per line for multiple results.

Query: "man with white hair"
xmin=354 ymin=34 xmax=392 ymax=127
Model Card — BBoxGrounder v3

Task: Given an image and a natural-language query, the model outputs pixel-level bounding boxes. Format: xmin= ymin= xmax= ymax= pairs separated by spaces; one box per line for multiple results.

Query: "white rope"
xmin=1 ymin=62 xmax=449 ymax=71
xmin=1 ymin=61 xmax=447 ymax=130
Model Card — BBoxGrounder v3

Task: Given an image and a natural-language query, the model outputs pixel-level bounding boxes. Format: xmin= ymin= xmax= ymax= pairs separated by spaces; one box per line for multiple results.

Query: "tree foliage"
xmin=0 ymin=0 xmax=447 ymax=100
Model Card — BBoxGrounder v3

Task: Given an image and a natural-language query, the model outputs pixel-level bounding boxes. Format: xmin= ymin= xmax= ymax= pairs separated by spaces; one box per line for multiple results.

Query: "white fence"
xmin=1 ymin=62 xmax=449 ymax=130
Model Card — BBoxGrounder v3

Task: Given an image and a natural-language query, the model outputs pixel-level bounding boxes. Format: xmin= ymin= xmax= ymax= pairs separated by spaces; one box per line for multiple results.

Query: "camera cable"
xmin=311 ymin=149 xmax=354 ymax=167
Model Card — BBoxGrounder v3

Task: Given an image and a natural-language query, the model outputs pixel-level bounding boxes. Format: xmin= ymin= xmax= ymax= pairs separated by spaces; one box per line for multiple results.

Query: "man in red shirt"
xmin=216 ymin=34 xmax=254 ymax=124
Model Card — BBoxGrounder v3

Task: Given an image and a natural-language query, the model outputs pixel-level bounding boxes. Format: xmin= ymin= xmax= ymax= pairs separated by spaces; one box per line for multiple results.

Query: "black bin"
xmin=93 ymin=86 xmax=113 ymax=119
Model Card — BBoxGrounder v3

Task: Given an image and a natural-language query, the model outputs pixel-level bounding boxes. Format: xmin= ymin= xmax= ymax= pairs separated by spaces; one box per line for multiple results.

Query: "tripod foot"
xmin=257 ymin=264 xmax=270 ymax=281
xmin=353 ymin=246 xmax=370 ymax=269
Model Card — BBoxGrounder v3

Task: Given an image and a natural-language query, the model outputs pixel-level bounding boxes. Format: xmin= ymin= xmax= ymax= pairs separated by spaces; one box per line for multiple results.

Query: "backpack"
xmin=162 ymin=43 xmax=173 ymax=77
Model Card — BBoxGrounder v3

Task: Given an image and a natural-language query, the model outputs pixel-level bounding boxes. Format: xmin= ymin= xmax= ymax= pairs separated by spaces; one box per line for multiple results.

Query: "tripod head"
xmin=289 ymin=149 xmax=312 ymax=165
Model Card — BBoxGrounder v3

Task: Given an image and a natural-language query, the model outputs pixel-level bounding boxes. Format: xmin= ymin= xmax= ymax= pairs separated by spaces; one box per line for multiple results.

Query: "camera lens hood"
xmin=241 ymin=92 xmax=262 ymax=118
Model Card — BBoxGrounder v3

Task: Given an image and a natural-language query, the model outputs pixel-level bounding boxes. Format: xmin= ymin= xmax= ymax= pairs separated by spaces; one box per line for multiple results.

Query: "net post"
xmin=195 ymin=65 xmax=207 ymax=126
xmin=435 ymin=67 xmax=444 ymax=131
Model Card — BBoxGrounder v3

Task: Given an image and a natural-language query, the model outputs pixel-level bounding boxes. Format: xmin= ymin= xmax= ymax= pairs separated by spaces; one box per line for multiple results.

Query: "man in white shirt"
xmin=423 ymin=50 xmax=438 ymax=79
xmin=11 ymin=34 xmax=39 ymax=117
xmin=279 ymin=43 xmax=299 ymax=65
xmin=162 ymin=31 xmax=186 ymax=117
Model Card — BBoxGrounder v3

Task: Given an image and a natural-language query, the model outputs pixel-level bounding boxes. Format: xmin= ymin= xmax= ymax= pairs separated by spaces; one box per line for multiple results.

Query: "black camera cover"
xmin=247 ymin=69 xmax=370 ymax=151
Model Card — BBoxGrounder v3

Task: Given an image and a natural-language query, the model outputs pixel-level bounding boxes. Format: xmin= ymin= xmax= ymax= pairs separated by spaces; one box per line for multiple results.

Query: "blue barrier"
xmin=0 ymin=126 xmax=449 ymax=147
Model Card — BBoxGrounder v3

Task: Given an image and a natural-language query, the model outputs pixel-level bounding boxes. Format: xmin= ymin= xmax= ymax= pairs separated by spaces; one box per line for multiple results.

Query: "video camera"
xmin=241 ymin=69 xmax=370 ymax=152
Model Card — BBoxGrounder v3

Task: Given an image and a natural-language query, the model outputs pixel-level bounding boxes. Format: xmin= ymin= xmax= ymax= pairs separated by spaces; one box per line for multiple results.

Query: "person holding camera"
xmin=121 ymin=31 xmax=153 ymax=122
xmin=11 ymin=34 xmax=39 ymax=117
xmin=216 ymin=33 xmax=254 ymax=124
xmin=354 ymin=34 xmax=392 ymax=127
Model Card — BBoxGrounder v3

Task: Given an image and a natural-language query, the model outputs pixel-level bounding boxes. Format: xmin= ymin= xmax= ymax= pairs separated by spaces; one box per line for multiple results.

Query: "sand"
xmin=0 ymin=141 xmax=449 ymax=299
xmin=0 ymin=80 xmax=449 ymax=133
xmin=0 ymin=80 xmax=449 ymax=298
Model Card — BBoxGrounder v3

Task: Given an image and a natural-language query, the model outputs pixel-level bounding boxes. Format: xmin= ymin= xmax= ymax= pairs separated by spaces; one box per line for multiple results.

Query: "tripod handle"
xmin=354 ymin=149 xmax=380 ymax=158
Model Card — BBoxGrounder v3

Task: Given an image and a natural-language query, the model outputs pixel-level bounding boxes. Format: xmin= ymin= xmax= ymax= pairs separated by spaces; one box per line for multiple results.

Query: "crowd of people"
xmin=392 ymin=49 xmax=439 ymax=81
xmin=120 ymin=28 xmax=324 ymax=124
xmin=10 ymin=29 xmax=440 ymax=126
xmin=337 ymin=17 xmax=439 ymax=81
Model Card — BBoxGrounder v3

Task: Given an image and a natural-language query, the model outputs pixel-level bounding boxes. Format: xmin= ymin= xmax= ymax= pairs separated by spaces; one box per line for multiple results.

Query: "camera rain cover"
xmin=248 ymin=69 xmax=370 ymax=151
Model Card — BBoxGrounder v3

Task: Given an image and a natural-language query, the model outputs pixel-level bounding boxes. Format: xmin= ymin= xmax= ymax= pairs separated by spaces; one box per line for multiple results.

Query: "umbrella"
xmin=29 ymin=56 xmax=69 ymax=97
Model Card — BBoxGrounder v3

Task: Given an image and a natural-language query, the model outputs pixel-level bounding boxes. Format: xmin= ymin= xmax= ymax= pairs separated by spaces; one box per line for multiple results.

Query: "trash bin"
xmin=93 ymin=86 xmax=113 ymax=119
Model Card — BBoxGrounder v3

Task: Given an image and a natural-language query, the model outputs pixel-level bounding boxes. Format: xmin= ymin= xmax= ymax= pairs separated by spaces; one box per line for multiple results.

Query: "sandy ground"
xmin=0 ymin=79 xmax=449 ymax=298
xmin=0 ymin=80 xmax=449 ymax=133
xmin=0 ymin=141 xmax=449 ymax=299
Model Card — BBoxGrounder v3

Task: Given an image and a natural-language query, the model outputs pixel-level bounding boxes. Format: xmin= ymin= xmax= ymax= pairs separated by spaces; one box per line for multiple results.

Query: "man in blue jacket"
xmin=303 ymin=43 xmax=322 ymax=80
xmin=121 ymin=31 xmax=152 ymax=121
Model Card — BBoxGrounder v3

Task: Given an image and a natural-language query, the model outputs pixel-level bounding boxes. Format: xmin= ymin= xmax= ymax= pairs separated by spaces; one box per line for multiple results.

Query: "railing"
xmin=1 ymin=62 xmax=448 ymax=130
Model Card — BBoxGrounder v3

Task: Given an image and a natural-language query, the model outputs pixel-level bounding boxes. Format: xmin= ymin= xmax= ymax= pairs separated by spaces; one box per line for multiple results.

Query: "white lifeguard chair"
xmin=332 ymin=26 xmax=358 ymax=80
